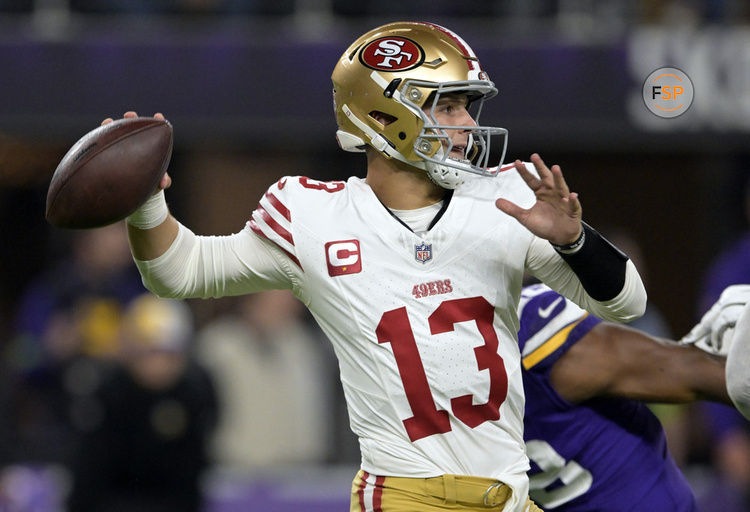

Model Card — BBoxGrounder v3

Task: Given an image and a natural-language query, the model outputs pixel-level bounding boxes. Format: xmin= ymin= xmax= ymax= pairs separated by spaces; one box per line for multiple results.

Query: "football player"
xmin=113 ymin=22 xmax=647 ymax=512
xmin=518 ymin=283 xmax=750 ymax=511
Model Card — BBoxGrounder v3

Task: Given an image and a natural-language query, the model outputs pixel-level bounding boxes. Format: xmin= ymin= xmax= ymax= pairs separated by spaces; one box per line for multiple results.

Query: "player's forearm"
xmin=587 ymin=261 xmax=647 ymax=323
xmin=125 ymin=189 xmax=179 ymax=261
xmin=551 ymin=222 xmax=631 ymax=301
xmin=616 ymin=344 xmax=730 ymax=404
xmin=551 ymin=223 xmax=647 ymax=323
xmin=133 ymin=222 xmax=291 ymax=299
xmin=127 ymin=214 xmax=179 ymax=261
xmin=682 ymin=348 xmax=731 ymax=404
xmin=133 ymin=222 xmax=231 ymax=299
xmin=528 ymin=242 xmax=647 ymax=323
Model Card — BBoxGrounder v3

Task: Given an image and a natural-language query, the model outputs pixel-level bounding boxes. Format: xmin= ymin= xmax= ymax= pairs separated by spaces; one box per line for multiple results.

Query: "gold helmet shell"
xmin=331 ymin=21 xmax=508 ymax=188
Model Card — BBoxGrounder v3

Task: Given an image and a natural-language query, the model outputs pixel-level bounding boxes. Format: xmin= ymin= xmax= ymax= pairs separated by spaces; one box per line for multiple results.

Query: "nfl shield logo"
xmin=415 ymin=242 xmax=432 ymax=264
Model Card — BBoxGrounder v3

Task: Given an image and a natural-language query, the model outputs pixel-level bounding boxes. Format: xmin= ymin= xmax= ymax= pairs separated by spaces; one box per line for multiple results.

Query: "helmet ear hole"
xmin=398 ymin=132 xmax=406 ymax=140
xmin=369 ymin=110 xmax=398 ymax=127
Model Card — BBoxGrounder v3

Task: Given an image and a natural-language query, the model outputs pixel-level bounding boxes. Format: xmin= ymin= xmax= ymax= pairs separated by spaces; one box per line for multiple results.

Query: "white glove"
xmin=726 ymin=301 xmax=750 ymax=420
xmin=680 ymin=284 xmax=750 ymax=356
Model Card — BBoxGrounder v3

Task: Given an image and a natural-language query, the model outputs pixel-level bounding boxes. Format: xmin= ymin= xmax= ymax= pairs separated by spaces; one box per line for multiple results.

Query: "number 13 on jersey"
xmin=376 ymin=296 xmax=509 ymax=442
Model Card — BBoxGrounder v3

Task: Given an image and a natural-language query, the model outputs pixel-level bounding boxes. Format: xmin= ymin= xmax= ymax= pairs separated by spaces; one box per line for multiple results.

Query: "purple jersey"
xmin=518 ymin=284 xmax=697 ymax=511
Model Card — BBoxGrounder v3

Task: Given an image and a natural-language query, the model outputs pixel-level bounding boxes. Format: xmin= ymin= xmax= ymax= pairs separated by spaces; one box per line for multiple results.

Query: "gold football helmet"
xmin=331 ymin=21 xmax=508 ymax=189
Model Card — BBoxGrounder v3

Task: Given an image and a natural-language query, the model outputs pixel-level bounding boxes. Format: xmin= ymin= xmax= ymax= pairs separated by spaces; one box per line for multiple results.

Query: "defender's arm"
xmin=549 ymin=322 xmax=729 ymax=405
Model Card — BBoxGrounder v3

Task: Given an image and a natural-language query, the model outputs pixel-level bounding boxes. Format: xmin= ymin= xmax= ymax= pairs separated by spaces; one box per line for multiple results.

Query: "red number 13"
xmin=375 ymin=297 xmax=508 ymax=442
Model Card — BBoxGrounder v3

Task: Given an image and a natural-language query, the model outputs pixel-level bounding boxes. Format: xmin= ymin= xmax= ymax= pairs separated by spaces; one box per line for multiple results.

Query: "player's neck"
xmin=365 ymin=152 xmax=446 ymax=210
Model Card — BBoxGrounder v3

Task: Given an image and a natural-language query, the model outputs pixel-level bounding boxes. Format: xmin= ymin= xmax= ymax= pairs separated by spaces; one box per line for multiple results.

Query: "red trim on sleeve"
xmin=265 ymin=191 xmax=291 ymax=221
xmin=248 ymin=219 xmax=302 ymax=269
xmin=256 ymin=205 xmax=294 ymax=245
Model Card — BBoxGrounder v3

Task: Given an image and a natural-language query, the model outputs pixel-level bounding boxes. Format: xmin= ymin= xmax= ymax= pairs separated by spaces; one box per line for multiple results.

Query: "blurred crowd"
xmin=0 ymin=0 xmax=748 ymax=25
xmin=0 ymin=221 xmax=351 ymax=510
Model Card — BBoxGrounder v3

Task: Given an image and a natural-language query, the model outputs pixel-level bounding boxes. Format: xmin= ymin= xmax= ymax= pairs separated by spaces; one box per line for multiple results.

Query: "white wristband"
xmin=126 ymin=189 xmax=169 ymax=230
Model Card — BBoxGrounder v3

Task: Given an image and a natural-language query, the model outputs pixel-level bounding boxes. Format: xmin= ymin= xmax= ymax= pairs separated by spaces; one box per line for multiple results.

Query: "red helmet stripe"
xmin=411 ymin=21 xmax=477 ymax=70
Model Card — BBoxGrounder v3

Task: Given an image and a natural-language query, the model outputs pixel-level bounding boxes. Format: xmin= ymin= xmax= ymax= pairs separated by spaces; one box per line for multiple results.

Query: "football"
xmin=45 ymin=117 xmax=173 ymax=229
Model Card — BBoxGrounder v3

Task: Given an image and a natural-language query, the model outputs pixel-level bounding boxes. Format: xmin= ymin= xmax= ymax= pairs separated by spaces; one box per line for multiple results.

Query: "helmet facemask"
xmin=401 ymin=80 xmax=508 ymax=189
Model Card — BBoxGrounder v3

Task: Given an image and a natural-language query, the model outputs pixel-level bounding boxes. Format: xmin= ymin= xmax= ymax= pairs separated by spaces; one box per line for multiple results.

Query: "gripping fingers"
xmin=101 ymin=111 xmax=137 ymax=126
xmin=125 ymin=111 xmax=164 ymax=121
xmin=101 ymin=111 xmax=164 ymax=126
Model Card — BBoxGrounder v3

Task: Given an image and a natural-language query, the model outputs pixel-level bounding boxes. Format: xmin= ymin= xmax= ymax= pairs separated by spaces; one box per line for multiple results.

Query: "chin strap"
xmin=424 ymin=155 xmax=465 ymax=189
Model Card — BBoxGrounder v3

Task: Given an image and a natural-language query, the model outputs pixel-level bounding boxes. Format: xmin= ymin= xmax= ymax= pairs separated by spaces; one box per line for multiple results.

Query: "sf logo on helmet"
xmin=360 ymin=36 xmax=425 ymax=72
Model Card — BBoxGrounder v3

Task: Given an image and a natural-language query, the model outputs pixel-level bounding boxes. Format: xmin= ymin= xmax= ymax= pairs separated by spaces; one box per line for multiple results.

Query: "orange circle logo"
xmin=642 ymin=67 xmax=694 ymax=118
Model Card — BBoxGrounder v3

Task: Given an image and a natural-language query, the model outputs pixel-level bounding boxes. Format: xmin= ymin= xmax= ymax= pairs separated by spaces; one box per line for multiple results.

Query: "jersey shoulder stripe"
xmin=249 ymin=178 xmax=301 ymax=269
xmin=255 ymin=199 xmax=293 ymax=245
xmin=264 ymin=190 xmax=291 ymax=221
xmin=518 ymin=284 xmax=601 ymax=371
xmin=522 ymin=316 xmax=587 ymax=370
xmin=248 ymin=218 xmax=302 ymax=269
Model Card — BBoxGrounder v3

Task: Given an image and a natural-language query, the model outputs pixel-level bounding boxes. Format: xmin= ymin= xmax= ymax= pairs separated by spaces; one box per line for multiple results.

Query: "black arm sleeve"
xmin=554 ymin=222 xmax=629 ymax=301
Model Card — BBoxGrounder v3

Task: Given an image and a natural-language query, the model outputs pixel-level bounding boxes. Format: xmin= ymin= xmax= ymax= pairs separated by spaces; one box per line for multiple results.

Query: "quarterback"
xmin=518 ymin=283 xmax=750 ymax=511
xmin=114 ymin=22 xmax=646 ymax=512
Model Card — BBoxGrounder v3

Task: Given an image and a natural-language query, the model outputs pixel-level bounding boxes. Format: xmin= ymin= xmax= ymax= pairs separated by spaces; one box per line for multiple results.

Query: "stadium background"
xmin=0 ymin=1 xmax=749 ymax=510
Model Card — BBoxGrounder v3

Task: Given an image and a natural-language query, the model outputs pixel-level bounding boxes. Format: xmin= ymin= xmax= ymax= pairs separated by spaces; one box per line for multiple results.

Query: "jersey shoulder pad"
xmin=248 ymin=176 xmax=348 ymax=269
xmin=518 ymin=284 xmax=601 ymax=371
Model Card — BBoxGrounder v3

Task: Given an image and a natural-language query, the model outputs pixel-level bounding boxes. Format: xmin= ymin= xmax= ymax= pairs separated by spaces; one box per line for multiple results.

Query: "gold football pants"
xmin=351 ymin=469 xmax=543 ymax=511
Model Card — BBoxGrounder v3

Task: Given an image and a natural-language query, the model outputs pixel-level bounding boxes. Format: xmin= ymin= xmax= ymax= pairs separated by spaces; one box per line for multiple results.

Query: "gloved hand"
xmin=680 ymin=284 xmax=750 ymax=356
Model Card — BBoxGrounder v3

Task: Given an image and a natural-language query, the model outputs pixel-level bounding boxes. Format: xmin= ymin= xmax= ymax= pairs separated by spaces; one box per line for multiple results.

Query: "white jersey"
xmin=135 ymin=167 xmax=646 ymax=512
xmin=251 ymin=174 xmax=534 ymax=475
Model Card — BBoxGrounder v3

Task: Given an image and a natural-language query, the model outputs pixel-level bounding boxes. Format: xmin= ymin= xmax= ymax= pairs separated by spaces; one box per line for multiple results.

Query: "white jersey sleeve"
xmin=135 ymin=177 xmax=307 ymax=301
xmin=525 ymin=237 xmax=646 ymax=323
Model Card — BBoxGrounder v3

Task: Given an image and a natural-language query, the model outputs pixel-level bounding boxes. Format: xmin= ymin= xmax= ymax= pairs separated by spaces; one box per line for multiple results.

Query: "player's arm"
xmin=127 ymin=191 xmax=180 ymax=261
xmin=548 ymin=321 xmax=730 ymax=405
xmin=105 ymin=112 xmax=297 ymax=300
